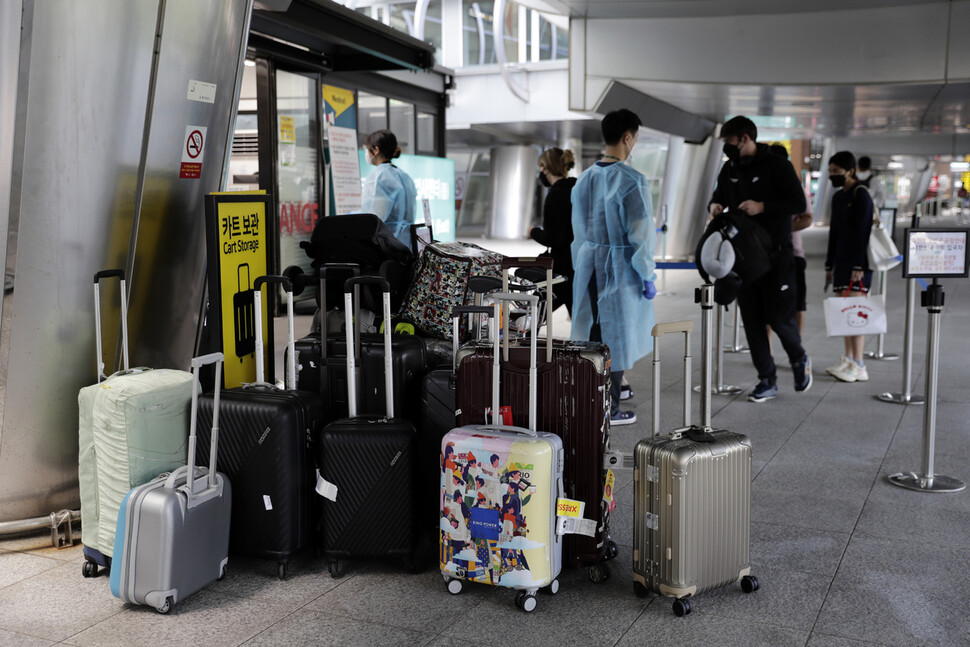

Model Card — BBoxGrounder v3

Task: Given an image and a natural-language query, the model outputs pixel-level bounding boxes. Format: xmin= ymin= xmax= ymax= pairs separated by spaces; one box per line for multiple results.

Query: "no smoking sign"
xmin=180 ymin=125 xmax=207 ymax=179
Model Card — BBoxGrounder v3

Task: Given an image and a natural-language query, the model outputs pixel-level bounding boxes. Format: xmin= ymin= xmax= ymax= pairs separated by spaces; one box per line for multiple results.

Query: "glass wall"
xmin=275 ymin=70 xmax=321 ymax=280
xmin=334 ymin=1 xmax=568 ymax=68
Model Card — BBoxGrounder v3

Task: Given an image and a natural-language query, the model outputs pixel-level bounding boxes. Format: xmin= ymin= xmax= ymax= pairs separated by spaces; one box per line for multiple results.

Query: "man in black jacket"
xmin=708 ymin=116 xmax=812 ymax=402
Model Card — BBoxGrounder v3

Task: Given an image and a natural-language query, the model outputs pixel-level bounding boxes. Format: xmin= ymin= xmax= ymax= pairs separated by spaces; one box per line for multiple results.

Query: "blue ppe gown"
xmin=570 ymin=162 xmax=657 ymax=372
xmin=361 ymin=162 xmax=417 ymax=246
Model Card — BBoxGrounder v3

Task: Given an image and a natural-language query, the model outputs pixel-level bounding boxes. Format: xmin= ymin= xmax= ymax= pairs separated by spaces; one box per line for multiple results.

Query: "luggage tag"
xmin=603 ymin=469 xmax=617 ymax=513
xmin=556 ymin=497 xmax=596 ymax=537
xmin=315 ymin=469 xmax=338 ymax=502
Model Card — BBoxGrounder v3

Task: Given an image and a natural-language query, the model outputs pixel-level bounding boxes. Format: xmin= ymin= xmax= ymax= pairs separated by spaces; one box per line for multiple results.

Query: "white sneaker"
xmin=826 ymin=356 xmax=851 ymax=377
xmin=852 ymin=363 xmax=869 ymax=382
xmin=830 ymin=361 xmax=858 ymax=383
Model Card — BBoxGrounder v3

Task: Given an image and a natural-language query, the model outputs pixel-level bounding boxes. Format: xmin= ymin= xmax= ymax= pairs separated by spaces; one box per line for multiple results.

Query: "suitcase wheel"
xmin=81 ymin=561 xmax=98 ymax=578
xmin=218 ymin=564 xmax=228 ymax=581
xmin=633 ymin=582 xmax=649 ymax=599
xmin=588 ymin=563 xmax=610 ymax=584
xmin=605 ymin=540 xmax=619 ymax=561
xmin=278 ymin=563 xmax=287 ymax=581
xmin=515 ymin=591 xmax=537 ymax=613
xmin=543 ymin=579 xmax=560 ymax=595
xmin=741 ymin=575 xmax=760 ymax=593
xmin=156 ymin=596 xmax=174 ymax=615
xmin=672 ymin=598 xmax=692 ymax=617
xmin=328 ymin=561 xmax=342 ymax=579
xmin=446 ymin=578 xmax=463 ymax=595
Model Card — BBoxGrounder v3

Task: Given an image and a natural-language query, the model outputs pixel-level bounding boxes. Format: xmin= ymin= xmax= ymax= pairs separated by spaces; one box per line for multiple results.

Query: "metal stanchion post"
xmin=724 ymin=300 xmax=749 ymax=353
xmin=867 ymin=269 xmax=899 ymax=360
xmin=876 ymin=278 xmax=924 ymax=404
xmin=888 ymin=281 xmax=965 ymax=493
xmin=695 ymin=302 xmax=741 ymax=395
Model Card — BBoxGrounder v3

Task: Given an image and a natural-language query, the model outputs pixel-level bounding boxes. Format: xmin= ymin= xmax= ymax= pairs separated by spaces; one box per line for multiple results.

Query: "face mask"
xmin=830 ymin=174 xmax=846 ymax=188
xmin=857 ymin=171 xmax=871 ymax=181
xmin=722 ymin=142 xmax=742 ymax=163
xmin=538 ymin=172 xmax=551 ymax=188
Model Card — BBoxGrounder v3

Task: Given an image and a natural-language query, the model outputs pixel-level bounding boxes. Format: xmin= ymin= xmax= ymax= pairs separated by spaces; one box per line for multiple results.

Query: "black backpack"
xmin=695 ymin=211 xmax=775 ymax=284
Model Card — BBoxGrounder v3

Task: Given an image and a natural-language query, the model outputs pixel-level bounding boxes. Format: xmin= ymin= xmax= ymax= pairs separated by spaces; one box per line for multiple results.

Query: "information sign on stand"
xmin=888 ymin=228 xmax=970 ymax=493
xmin=204 ymin=192 xmax=272 ymax=389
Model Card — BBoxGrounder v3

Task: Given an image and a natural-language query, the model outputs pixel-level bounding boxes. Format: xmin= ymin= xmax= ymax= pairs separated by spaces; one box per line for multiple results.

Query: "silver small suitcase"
xmin=110 ymin=353 xmax=232 ymax=614
xmin=632 ymin=285 xmax=759 ymax=616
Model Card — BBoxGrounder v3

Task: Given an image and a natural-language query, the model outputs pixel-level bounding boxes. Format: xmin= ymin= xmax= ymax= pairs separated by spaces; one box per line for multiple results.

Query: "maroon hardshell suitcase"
xmin=454 ymin=257 xmax=616 ymax=580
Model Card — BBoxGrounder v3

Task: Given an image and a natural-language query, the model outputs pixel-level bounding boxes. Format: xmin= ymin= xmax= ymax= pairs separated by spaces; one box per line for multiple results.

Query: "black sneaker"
xmin=792 ymin=355 xmax=813 ymax=392
xmin=747 ymin=379 xmax=778 ymax=403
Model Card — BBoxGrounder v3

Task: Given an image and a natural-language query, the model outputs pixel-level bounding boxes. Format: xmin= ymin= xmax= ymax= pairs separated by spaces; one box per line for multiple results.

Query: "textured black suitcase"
xmin=291 ymin=264 xmax=427 ymax=424
xmin=197 ymin=276 xmax=322 ymax=580
xmin=316 ymin=277 xmax=419 ymax=578
xmin=455 ymin=257 xmax=617 ymax=581
xmin=414 ymin=306 xmax=493 ymax=532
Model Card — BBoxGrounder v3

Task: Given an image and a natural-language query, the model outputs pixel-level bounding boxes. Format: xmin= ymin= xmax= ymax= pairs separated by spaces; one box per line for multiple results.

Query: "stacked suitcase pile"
xmin=79 ymin=214 xmax=762 ymax=618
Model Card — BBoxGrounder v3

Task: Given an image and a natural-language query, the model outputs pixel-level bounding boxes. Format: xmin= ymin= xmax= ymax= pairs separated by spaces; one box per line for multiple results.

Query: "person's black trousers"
xmin=587 ymin=276 xmax=622 ymax=415
xmin=737 ymin=252 xmax=806 ymax=384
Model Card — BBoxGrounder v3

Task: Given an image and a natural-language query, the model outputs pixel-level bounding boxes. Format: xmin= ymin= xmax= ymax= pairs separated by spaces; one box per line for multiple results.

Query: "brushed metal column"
xmin=0 ymin=0 xmax=253 ymax=521
xmin=487 ymin=145 xmax=538 ymax=239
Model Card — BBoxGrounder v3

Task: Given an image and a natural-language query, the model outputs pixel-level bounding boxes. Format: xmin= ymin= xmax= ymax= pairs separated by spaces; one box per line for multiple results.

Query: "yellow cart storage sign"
xmin=204 ymin=193 xmax=270 ymax=388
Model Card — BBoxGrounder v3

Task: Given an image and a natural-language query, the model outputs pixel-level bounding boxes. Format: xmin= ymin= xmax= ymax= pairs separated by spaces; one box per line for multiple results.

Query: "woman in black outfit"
xmin=530 ymin=148 xmax=577 ymax=315
xmin=824 ymin=150 xmax=874 ymax=383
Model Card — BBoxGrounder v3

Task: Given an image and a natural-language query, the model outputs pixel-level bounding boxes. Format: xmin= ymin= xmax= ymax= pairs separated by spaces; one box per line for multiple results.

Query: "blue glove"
xmin=643 ymin=280 xmax=656 ymax=300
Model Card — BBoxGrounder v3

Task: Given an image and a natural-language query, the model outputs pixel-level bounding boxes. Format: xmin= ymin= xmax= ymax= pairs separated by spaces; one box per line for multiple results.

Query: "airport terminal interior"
xmin=2 ymin=0 xmax=970 ymax=646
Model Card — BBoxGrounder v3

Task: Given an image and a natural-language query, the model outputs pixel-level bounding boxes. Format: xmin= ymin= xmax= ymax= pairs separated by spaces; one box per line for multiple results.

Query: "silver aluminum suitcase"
xmin=109 ymin=353 xmax=232 ymax=614
xmin=632 ymin=284 xmax=759 ymax=616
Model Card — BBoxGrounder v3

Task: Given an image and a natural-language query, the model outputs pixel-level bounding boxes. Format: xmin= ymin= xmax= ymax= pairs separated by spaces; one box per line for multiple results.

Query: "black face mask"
xmin=830 ymin=174 xmax=846 ymax=188
xmin=538 ymin=172 xmax=551 ymax=188
xmin=722 ymin=142 xmax=742 ymax=163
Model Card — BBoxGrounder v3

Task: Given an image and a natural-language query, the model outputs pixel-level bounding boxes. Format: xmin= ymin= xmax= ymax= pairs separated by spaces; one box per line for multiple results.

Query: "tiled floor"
xmin=2 ymin=226 xmax=970 ymax=646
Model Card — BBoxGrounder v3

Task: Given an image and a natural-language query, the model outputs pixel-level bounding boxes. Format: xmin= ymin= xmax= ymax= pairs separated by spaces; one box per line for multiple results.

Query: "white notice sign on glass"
xmin=328 ymin=126 xmax=362 ymax=214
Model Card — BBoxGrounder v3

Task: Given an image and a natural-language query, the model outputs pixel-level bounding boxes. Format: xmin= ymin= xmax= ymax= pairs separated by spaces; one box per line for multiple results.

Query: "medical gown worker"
xmin=361 ymin=129 xmax=417 ymax=246
xmin=570 ymin=108 xmax=657 ymax=425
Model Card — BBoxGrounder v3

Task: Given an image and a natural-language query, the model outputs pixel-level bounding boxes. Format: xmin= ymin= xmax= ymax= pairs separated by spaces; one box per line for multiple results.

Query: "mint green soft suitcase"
xmin=77 ymin=270 xmax=194 ymax=578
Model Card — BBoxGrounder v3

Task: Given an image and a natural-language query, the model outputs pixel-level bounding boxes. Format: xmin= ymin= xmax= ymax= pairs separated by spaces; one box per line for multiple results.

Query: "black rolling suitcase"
xmin=196 ymin=275 xmax=323 ymax=580
xmin=414 ymin=305 xmax=493 ymax=532
xmin=290 ymin=264 xmax=427 ymax=425
xmin=316 ymin=277 xmax=418 ymax=578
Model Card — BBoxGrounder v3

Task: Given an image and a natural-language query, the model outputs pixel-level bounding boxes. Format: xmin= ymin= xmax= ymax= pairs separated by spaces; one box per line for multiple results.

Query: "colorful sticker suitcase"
xmin=110 ymin=353 xmax=232 ymax=614
xmin=632 ymin=285 xmax=760 ymax=617
xmin=78 ymin=269 xmax=193 ymax=578
xmin=441 ymin=293 xmax=564 ymax=613
xmin=195 ymin=275 xmax=322 ymax=580
xmin=455 ymin=257 xmax=615 ymax=579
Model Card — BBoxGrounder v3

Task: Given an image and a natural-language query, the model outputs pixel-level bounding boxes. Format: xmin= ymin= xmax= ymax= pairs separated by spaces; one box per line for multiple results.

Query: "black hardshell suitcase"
xmin=455 ymin=257 xmax=616 ymax=580
xmin=197 ymin=276 xmax=323 ymax=580
xmin=414 ymin=306 xmax=493 ymax=532
xmin=316 ymin=277 xmax=419 ymax=578
xmin=291 ymin=264 xmax=427 ymax=425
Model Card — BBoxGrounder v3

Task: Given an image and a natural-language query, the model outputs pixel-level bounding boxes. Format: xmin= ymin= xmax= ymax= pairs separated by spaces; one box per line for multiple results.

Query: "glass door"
xmin=275 ymin=69 xmax=321 ymax=287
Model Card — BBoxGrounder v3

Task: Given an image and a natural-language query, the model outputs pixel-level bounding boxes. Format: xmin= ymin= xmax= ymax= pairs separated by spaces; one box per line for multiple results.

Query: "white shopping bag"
xmin=867 ymin=227 xmax=902 ymax=271
xmin=823 ymin=291 xmax=888 ymax=337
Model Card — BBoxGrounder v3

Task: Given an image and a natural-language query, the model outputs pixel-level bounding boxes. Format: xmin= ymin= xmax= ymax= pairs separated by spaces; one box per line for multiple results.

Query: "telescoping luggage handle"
xmin=316 ymin=264 xmax=360 ymax=393
xmin=93 ymin=269 xmax=130 ymax=381
xmin=252 ymin=275 xmax=296 ymax=390
xmin=650 ymin=320 xmax=693 ymax=437
xmin=344 ymin=276 xmax=393 ymax=419
xmin=478 ymin=292 xmax=539 ymax=437
xmin=500 ymin=256 xmax=554 ymax=363
xmin=451 ymin=305 xmax=493 ymax=371
xmin=167 ymin=352 xmax=224 ymax=508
